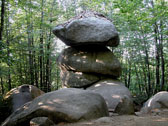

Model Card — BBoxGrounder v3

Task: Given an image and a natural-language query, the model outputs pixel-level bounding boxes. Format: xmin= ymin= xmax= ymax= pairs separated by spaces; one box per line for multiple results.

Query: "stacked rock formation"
xmin=53 ymin=11 xmax=121 ymax=88
xmin=53 ymin=11 xmax=134 ymax=114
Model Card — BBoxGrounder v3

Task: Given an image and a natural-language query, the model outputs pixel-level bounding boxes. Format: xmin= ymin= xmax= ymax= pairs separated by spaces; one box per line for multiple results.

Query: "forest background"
xmin=0 ymin=0 xmax=168 ymax=103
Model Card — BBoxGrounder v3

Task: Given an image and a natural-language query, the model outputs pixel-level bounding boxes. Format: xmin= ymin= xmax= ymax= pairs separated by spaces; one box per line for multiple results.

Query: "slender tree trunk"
xmin=0 ymin=77 xmax=4 ymax=94
xmin=0 ymin=0 xmax=5 ymax=91
xmin=141 ymin=65 xmax=148 ymax=96
xmin=26 ymin=0 xmax=34 ymax=85
xmin=40 ymin=0 xmax=44 ymax=91
xmin=46 ymin=30 xmax=51 ymax=92
xmin=25 ymin=53 xmax=29 ymax=84
xmin=154 ymin=23 xmax=160 ymax=93
xmin=127 ymin=62 xmax=131 ymax=89
xmin=159 ymin=21 xmax=165 ymax=91
xmin=45 ymin=0 xmax=56 ymax=92
xmin=138 ymin=30 xmax=151 ymax=96
xmin=56 ymin=66 xmax=59 ymax=90
xmin=144 ymin=47 xmax=151 ymax=96
xmin=134 ymin=63 xmax=142 ymax=92
xmin=27 ymin=19 xmax=34 ymax=85
xmin=0 ymin=0 xmax=5 ymax=41
xmin=19 ymin=51 xmax=23 ymax=84
xmin=6 ymin=2 xmax=11 ymax=90
xmin=124 ymin=66 xmax=128 ymax=87
xmin=46 ymin=41 xmax=50 ymax=92
xmin=151 ymin=0 xmax=161 ymax=93
xmin=34 ymin=53 xmax=39 ymax=87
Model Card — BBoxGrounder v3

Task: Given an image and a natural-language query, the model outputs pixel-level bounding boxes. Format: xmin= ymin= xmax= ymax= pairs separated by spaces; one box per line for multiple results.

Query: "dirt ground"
xmin=58 ymin=110 xmax=168 ymax=126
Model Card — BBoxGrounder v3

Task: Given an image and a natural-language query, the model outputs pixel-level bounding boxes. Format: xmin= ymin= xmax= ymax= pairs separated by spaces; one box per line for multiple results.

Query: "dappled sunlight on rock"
xmin=87 ymin=79 xmax=134 ymax=115
xmin=96 ymin=59 xmax=104 ymax=64
xmin=38 ymin=102 xmax=43 ymax=106
xmin=57 ymin=47 xmax=121 ymax=77
xmin=95 ymin=84 xmax=101 ymax=87
xmin=147 ymin=98 xmax=153 ymax=107
xmin=112 ymin=95 xmax=121 ymax=99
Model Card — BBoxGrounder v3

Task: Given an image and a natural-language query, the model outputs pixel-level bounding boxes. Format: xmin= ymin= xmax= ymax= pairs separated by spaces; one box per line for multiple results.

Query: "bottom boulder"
xmin=141 ymin=91 xmax=168 ymax=114
xmin=87 ymin=79 xmax=134 ymax=115
xmin=2 ymin=88 xmax=109 ymax=126
xmin=30 ymin=117 xmax=55 ymax=126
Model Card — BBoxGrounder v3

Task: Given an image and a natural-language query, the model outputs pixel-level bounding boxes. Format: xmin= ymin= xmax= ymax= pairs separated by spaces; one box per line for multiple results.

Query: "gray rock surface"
xmin=87 ymin=79 xmax=134 ymax=115
xmin=141 ymin=91 xmax=168 ymax=114
xmin=94 ymin=117 xmax=112 ymax=123
xmin=60 ymin=67 xmax=101 ymax=88
xmin=30 ymin=117 xmax=55 ymax=126
xmin=53 ymin=11 xmax=119 ymax=47
xmin=4 ymin=84 xmax=44 ymax=112
xmin=58 ymin=47 xmax=121 ymax=78
xmin=2 ymin=88 xmax=109 ymax=126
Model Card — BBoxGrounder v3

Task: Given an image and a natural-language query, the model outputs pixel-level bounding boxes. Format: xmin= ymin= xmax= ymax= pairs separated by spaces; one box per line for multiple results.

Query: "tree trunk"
xmin=124 ymin=65 xmax=128 ymax=87
xmin=27 ymin=0 xmax=34 ymax=85
xmin=127 ymin=61 xmax=131 ymax=89
xmin=45 ymin=0 xmax=56 ymax=92
xmin=56 ymin=66 xmax=59 ymax=90
xmin=154 ymin=23 xmax=160 ymax=93
xmin=34 ymin=54 xmax=39 ymax=87
xmin=19 ymin=51 xmax=23 ymax=84
xmin=46 ymin=28 xmax=52 ymax=92
xmin=6 ymin=2 xmax=11 ymax=91
xmin=159 ymin=20 xmax=165 ymax=91
xmin=0 ymin=0 xmax=5 ymax=41
xmin=40 ymin=0 xmax=44 ymax=91
xmin=138 ymin=30 xmax=151 ymax=96
xmin=27 ymin=19 xmax=34 ymax=85
xmin=151 ymin=0 xmax=161 ymax=93
xmin=0 ymin=0 xmax=6 ymax=91
xmin=0 ymin=77 xmax=4 ymax=94
xmin=134 ymin=63 xmax=142 ymax=92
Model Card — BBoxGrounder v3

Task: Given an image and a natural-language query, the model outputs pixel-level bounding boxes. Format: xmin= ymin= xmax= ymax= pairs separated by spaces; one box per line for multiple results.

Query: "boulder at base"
xmin=60 ymin=67 xmax=101 ymax=88
xmin=141 ymin=91 xmax=168 ymax=114
xmin=2 ymin=88 xmax=109 ymax=126
xmin=53 ymin=11 xmax=119 ymax=47
xmin=87 ymin=79 xmax=134 ymax=115
xmin=4 ymin=84 xmax=44 ymax=112
xmin=58 ymin=47 xmax=121 ymax=78
xmin=30 ymin=117 xmax=55 ymax=126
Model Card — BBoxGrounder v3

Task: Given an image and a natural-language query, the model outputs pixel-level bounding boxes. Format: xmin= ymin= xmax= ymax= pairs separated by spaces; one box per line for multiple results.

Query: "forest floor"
xmin=58 ymin=110 xmax=168 ymax=126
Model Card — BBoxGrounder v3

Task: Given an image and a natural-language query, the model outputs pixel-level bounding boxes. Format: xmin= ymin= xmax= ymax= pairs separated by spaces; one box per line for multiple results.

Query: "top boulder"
xmin=53 ymin=11 xmax=119 ymax=47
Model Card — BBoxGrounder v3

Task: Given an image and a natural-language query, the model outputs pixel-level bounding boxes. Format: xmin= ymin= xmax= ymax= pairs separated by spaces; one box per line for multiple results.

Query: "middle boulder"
xmin=58 ymin=47 xmax=121 ymax=78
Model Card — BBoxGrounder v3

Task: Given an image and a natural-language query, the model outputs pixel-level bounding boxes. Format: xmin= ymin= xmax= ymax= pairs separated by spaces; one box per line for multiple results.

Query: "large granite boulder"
xmin=58 ymin=47 xmax=121 ymax=78
xmin=87 ymin=79 xmax=134 ymax=115
xmin=141 ymin=91 xmax=168 ymax=114
xmin=53 ymin=11 xmax=119 ymax=47
xmin=4 ymin=84 xmax=44 ymax=112
xmin=30 ymin=117 xmax=55 ymax=126
xmin=2 ymin=88 xmax=109 ymax=126
xmin=60 ymin=67 xmax=101 ymax=88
